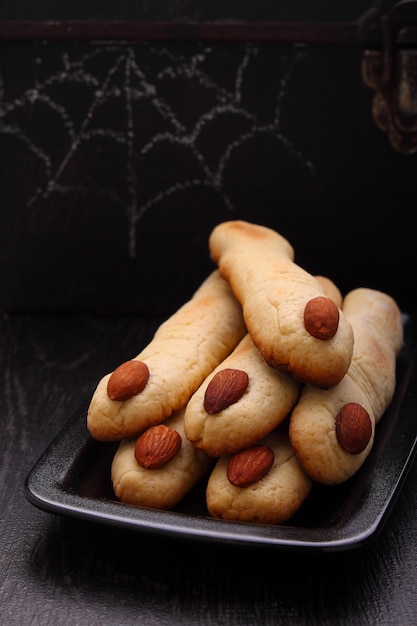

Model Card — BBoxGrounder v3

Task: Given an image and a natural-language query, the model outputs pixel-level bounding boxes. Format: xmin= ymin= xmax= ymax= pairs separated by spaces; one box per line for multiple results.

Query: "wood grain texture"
xmin=1 ymin=314 xmax=417 ymax=625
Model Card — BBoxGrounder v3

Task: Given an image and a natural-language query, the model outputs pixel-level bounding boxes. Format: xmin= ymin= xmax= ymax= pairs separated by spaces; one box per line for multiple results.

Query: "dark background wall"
xmin=1 ymin=1 xmax=415 ymax=316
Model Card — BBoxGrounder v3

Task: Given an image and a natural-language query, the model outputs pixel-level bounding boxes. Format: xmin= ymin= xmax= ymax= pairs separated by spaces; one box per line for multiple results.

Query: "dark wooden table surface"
xmin=1 ymin=311 xmax=416 ymax=626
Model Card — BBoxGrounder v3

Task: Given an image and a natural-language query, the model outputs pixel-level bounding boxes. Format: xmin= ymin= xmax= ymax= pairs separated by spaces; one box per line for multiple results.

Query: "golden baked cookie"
xmin=184 ymin=333 xmax=301 ymax=456
xmin=289 ymin=288 xmax=404 ymax=484
xmin=87 ymin=270 xmax=246 ymax=441
xmin=209 ymin=220 xmax=354 ymax=388
xmin=206 ymin=427 xmax=312 ymax=524
xmin=111 ymin=409 xmax=212 ymax=510
xmin=314 ymin=275 xmax=343 ymax=308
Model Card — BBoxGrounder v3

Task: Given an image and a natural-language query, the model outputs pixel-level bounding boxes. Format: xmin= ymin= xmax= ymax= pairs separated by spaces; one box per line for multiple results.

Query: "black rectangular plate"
xmin=25 ymin=314 xmax=417 ymax=552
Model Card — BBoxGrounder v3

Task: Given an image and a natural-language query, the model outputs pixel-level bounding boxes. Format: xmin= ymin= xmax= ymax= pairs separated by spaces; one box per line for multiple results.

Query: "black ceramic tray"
xmin=25 ymin=314 xmax=417 ymax=552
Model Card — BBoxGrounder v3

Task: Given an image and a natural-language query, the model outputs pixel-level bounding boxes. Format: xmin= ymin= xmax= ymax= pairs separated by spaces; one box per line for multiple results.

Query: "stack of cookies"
xmin=87 ymin=221 xmax=404 ymax=525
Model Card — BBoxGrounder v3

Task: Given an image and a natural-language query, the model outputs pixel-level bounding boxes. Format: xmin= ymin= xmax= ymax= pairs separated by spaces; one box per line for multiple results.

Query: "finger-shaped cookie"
xmin=87 ymin=270 xmax=246 ymax=441
xmin=111 ymin=409 xmax=213 ymax=510
xmin=314 ymin=275 xmax=343 ymax=309
xmin=184 ymin=274 xmax=341 ymax=456
xmin=209 ymin=220 xmax=354 ymax=388
xmin=289 ymin=288 xmax=404 ymax=485
xmin=184 ymin=334 xmax=301 ymax=456
xmin=206 ymin=427 xmax=312 ymax=524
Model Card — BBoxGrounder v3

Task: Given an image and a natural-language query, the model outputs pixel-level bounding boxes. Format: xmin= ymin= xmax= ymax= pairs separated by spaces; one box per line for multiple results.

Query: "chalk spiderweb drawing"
xmin=0 ymin=43 xmax=315 ymax=257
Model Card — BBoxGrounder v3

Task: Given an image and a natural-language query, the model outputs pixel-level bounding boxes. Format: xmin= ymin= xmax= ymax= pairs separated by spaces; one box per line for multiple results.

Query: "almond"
xmin=335 ymin=402 xmax=372 ymax=454
xmin=107 ymin=360 xmax=149 ymax=401
xmin=204 ymin=368 xmax=249 ymax=414
xmin=135 ymin=424 xmax=182 ymax=469
xmin=304 ymin=296 xmax=340 ymax=340
xmin=227 ymin=444 xmax=274 ymax=487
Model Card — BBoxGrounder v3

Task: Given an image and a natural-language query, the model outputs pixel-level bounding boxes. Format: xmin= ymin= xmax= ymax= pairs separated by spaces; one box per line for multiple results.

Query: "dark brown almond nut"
xmin=335 ymin=402 xmax=372 ymax=454
xmin=304 ymin=296 xmax=340 ymax=340
xmin=227 ymin=444 xmax=275 ymax=487
xmin=204 ymin=368 xmax=249 ymax=414
xmin=135 ymin=424 xmax=182 ymax=469
xmin=107 ymin=360 xmax=149 ymax=401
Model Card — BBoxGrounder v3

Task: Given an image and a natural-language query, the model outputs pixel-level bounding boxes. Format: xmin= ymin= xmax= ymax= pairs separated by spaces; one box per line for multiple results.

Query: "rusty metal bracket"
xmin=361 ymin=0 xmax=417 ymax=154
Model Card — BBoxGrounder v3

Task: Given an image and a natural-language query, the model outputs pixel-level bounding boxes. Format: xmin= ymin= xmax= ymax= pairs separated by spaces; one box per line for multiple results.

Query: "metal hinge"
xmin=360 ymin=0 xmax=417 ymax=154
